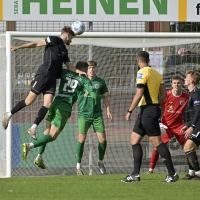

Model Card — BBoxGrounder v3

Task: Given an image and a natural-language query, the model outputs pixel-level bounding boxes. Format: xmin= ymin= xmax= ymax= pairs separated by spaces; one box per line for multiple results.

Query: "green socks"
xmin=76 ymin=141 xmax=107 ymax=163
xmin=33 ymin=134 xmax=53 ymax=148
xmin=38 ymin=144 xmax=46 ymax=154
xmin=98 ymin=142 xmax=107 ymax=160
xmin=76 ymin=141 xmax=85 ymax=163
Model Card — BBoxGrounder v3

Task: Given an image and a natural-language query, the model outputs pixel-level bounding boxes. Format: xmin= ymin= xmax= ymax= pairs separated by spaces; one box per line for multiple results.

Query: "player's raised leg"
xmin=2 ymin=91 xmax=37 ymax=130
xmin=27 ymin=92 xmax=53 ymax=139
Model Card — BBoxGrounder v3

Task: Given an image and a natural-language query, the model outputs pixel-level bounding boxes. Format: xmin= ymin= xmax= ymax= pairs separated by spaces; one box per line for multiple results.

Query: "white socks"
xmin=189 ymin=169 xmax=195 ymax=176
xmin=36 ymin=154 xmax=43 ymax=160
xmin=76 ymin=163 xmax=81 ymax=169
xmin=7 ymin=112 xmax=12 ymax=118
xmin=195 ymin=170 xmax=200 ymax=176
xmin=28 ymin=143 xmax=34 ymax=150
xmin=31 ymin=124 xmax=37 ymax=130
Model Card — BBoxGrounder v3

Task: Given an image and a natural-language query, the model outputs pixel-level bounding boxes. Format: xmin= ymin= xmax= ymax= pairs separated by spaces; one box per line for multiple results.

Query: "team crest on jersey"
xmin=137 ymin=73 xmax=143 ymax=79
xmin=94 ymin=84 xmax=100 ymax=89
xmin=180 ymin=100 xmax=185 ymax=105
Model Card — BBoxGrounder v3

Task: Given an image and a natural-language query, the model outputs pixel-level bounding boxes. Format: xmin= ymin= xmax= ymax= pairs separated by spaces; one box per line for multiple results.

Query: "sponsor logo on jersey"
xmin=180 ymin=100 xmax=185 ymax=105
xmin=194 ymin=100 xmax=200 ymax=105
xmin=84 ymin=89 xmax=89 ymax=97
xmin=168 ymin=105 xmax=173 ymax=112
xmin=137 ymin=73 xmax=143 ymax=79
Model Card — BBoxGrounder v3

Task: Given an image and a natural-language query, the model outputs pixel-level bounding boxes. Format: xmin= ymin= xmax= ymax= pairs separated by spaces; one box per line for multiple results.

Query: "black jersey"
xmin=37 ymin=36 xmax=70 ymax=79
xmin=186 ymin=87 xmax=200 ymax=127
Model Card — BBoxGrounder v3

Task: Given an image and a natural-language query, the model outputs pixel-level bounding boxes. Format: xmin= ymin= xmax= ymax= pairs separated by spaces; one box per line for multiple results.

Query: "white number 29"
xmin=63 ymin=77 xmax=78 ymax=92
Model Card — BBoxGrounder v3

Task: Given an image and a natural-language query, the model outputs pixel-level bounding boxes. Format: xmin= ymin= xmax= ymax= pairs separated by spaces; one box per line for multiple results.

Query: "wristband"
xmin=190 ymin=124 xmax=196 ymax=129
xmin=127 ymin=110 xmax=132 ymax=113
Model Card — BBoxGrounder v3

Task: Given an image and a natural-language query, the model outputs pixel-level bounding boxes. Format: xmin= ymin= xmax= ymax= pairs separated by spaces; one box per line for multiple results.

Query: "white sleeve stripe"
xmin=46 ymin=37 xmax=51 ymax=43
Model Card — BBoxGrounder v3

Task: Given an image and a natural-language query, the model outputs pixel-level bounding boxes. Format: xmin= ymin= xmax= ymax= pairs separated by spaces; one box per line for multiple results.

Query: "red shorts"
xmin=161 ymin=128 xmax=186 ymax=145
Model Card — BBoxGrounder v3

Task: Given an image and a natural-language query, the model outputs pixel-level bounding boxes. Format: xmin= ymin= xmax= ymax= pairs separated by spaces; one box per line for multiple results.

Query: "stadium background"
xmin=0 ymin=3 xmax=200 ymax=177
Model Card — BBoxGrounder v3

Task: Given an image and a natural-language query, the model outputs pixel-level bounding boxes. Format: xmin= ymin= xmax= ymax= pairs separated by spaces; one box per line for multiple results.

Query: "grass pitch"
xmin=0 ymin=174 xmax=199 ymax=200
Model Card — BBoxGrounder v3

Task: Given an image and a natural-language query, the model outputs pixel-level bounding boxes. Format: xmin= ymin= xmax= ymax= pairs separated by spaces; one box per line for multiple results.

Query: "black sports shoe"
xmin=121 ymin=175 xmax=140 ymax=183
xmin=182 ymin=173 xmax=194 ymax=180
xmin=191 ymin=175 xmax=200 ymax=180
xmin=164 ymin=173 xmax=179 ymax=182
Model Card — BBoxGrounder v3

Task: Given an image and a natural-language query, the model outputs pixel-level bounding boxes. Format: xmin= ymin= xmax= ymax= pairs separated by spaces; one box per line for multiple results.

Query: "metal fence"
xmin=0 ymin=21 xmax=145 ymax=33
xmin=1 ymin=21 xmax=200 ymax=33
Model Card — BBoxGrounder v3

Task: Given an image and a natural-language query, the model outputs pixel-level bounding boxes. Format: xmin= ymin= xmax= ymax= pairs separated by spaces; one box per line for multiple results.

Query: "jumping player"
xmin=2 ymin=26 xmax=85 ymax=140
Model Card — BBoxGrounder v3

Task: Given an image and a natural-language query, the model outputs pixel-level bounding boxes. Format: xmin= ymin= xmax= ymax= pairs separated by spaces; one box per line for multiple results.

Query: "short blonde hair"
xmin=185 ymin=70 xmax=200 ymax=85
xmin=87 ymin=60 xmax=97 ymax=67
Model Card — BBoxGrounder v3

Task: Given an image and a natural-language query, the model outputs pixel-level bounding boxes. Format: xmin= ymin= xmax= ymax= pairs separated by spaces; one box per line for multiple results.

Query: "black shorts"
xmin=188 ymin=125 xmax=200 ymax=146
xmin=31 ymin=72 xmax=56 ymax=95
xmin=133 ymin=104 xmax=161 ymax=137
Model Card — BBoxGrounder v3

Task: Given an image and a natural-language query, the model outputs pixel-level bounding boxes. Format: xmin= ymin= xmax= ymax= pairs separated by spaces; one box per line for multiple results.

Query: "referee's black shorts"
xmin=30 ymin=72 xmax=56 ymax=95
xmin=133 ymin=104 xmax=161 ymax=137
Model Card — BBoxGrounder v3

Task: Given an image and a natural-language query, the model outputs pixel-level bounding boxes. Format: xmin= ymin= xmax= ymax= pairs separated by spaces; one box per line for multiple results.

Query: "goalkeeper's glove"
xmin=159 ymin=123 xmax=168 ymax=130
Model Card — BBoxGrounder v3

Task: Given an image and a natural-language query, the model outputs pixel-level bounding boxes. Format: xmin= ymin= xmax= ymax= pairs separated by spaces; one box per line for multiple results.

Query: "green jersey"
xmin=78 ymin=76 xmax=108 ymax=120
xmin=54 ymin=69 xmax=88 ymax=106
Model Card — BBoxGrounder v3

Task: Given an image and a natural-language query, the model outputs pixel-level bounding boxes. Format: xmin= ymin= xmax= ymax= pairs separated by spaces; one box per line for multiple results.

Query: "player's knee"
xmin=25 ymin=98 xmax=35 ymax=106
xmin=78 ymin=134 xmax=86 ymax=143
xmin=79 ymin=139 xmax=85 ymax=143
xmin=183 ymin=145 xmax=193 ymax=152
xmin=52 ymin=135 xmax=58 ymax=141
xmin=44 ymin=102 xmax=52 ymax=108
xmin=99 ymin=138 xmax=106 ymax=144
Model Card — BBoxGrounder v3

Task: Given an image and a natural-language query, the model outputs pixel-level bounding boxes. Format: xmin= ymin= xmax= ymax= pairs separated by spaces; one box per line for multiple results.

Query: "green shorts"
xmin=78 ymin=116 xmax=105 ymax=134
xmin=46 ymin=100 xmax=72 ymax=131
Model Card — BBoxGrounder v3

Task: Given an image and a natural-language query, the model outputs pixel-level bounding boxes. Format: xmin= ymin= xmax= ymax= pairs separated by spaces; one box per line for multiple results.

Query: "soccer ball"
xmin=71 ymin=21 xmax=85 ymax=35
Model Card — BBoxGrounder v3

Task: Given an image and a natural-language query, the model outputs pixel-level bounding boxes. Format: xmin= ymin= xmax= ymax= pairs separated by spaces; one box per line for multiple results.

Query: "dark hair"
xmin=172 ymin=75 xmax=182 ymax=81
xmin=61 ymin=26 xmax=75 ymax=36
xmin=137 ymin=51 xmax=149 ymax=63
xmin=177 ymin=45 xmax=187 ymax=50
xmin=75 ymin=61 xmax=89 ymax=69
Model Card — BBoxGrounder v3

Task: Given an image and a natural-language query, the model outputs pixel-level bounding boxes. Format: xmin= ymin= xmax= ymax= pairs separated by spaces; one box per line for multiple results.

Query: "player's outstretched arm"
xmin=65 ymin=62 xmax=86 ymax=76
xmin=10 ymin=40 xmax=46 ymax=51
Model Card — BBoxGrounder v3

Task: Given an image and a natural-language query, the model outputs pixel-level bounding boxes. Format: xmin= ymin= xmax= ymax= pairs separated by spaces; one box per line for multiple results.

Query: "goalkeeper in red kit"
xmin=146 ymin=75 xmax=198 ymax=175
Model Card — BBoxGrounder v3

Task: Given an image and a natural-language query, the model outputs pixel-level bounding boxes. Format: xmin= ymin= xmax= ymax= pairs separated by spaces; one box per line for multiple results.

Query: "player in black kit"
xmin=181 ymin=70 xmax=200 ymax=180
xmin=2 ymin=26 xmax=85 ymax=139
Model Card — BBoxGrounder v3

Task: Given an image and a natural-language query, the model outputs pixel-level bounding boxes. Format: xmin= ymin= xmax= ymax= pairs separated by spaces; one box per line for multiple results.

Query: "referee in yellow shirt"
xmin=121 ymin=51 xmax=178 ymax=183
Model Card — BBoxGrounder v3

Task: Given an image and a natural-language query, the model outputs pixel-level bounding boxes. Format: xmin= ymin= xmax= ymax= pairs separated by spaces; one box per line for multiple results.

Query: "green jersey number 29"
xmin=63 ymin=77 xmax=78 ymax=93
